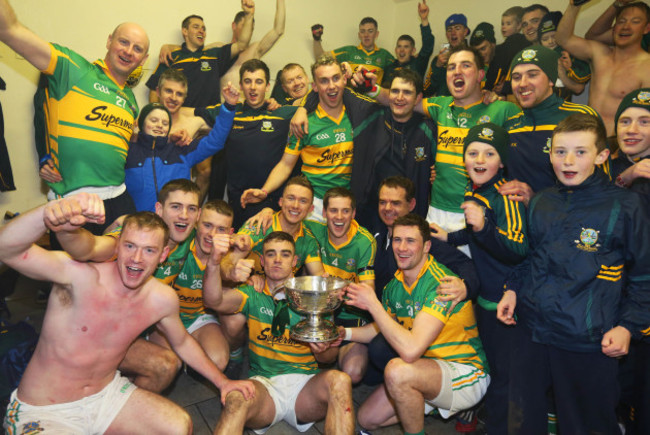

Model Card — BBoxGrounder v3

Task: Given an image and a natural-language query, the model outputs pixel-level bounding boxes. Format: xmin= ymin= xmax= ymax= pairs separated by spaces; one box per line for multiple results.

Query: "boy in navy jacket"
xmin=497 ymin=113 xmax=650 ymax=434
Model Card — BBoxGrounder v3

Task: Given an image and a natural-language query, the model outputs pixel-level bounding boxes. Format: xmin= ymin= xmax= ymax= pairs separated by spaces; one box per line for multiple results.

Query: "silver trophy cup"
xmin=284 ymin=276 xmax=347 ymax=342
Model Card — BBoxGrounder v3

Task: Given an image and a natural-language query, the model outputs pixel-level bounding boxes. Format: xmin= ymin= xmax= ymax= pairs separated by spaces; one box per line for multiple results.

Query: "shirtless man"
xmin=158 ymin=0 xmax=285 ymax=90
xmin=152 ymin=68 xmax=210 ymax=144
xmin=556 ymin=1 xmax=650 ymax=135
xmin=1 ymin=194 xmax=253 ymax=434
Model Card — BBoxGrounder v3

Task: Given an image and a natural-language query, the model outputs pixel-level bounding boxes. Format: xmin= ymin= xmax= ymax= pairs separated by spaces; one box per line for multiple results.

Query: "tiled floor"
xmin=4 ymin=273 xmax=473 ymax=434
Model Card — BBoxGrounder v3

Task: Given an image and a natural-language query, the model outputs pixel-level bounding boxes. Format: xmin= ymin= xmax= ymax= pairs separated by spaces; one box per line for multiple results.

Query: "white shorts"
xmin=4 ymin=371 xmax=136 ymax=435
xmin=250 ymin=373 xmax=316 ymax=434
xmin=426 ymin=206 xmax=471 ymax=258
xmin=307 ymin=197 xmax=325 ymax=223
xmin=186 ymin=313 xmax=220 ymax=335
xmin=423 ymin=360 xmax=489 ymax=419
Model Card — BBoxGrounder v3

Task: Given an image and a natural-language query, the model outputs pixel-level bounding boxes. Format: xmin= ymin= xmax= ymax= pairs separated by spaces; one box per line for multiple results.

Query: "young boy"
xmin=484 ymin=6 xmax=530 ymax=94
xmin=611 ymin=88 xmax=650 ymax=433
xmin=537 ymin=11 xmax=590 ymax=100
xmin=497 ymin=113 xmax=650 ymax=434
xmin=613 ymin=88 xmax=650 ymax=203
xmin=430 ymin=123 xmax=528 ymax=435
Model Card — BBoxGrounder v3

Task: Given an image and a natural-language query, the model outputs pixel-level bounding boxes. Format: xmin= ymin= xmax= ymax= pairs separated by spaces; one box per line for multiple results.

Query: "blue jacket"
xmin=125 ymin=104 xmax=235 ymax=211
xmin=448 ymin=172 xmax=528 ymax=306
xmin=508 ymin=171 xmax=650 ymax=351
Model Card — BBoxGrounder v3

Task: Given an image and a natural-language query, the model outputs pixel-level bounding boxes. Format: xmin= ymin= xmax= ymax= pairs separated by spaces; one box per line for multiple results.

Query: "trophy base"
xmin=290 ymin=319 xmax=340 ymax=343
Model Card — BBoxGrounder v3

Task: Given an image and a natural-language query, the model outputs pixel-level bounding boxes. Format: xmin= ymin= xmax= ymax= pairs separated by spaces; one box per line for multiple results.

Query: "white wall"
xmin=0 ymin=0 xmax=604 ymax=216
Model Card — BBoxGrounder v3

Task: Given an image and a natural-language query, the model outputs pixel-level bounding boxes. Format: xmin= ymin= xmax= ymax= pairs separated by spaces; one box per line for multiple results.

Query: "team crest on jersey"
xmin=633 ymin=91 xmax=650 ymax=105
xmin=478 ymin=115 xmax=491 ymax=124
xmin=261 ymin=121 xmax=274 ymax=132
xmin=575 ymin=228 xmax=600 ymax=252
xmin=201 ymin=61 xmax=212 ymax=72
xmin=521 ymin=49 xmax=537 ymax=61
xmin=478 ymin=128 xmax=494 ymax=141
xmin=20 ymin=422 xmax=44 ymax=434
xmin=414 ymin=300 xmax=422 ymax=312
xmin=543 ymin=137 xmax=552 ymax=154
xmin=346 ymin=258 xmax=356 ymax=269
xmin=414 ymin=146 xmax=426 ymax=161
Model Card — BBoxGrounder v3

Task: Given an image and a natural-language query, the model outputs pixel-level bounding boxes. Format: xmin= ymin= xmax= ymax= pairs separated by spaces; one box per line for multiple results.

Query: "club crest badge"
xmin=261 ymin=120 xmax=274 ymax=132
xmin=478 ymin=115 xmax=491 ymax=124
xmin=575 ymin=227 xmax=600 ymax=252
xmin=414 ymin=146 xmax=426 ymax=161
xmin=543 ymin=137 xmax=552 ymax=154
xmin=633 ymin=91 xmax=650 ymax=105
xmin=346 ymin=258 xmax=356 ymax=269
xmin=200 ymin=61 xmax=211 ymax=72
xmin=478 ymin=127 xmax=494 ymax=141
xmin=521 ymin=49 xmax=537 ymax=61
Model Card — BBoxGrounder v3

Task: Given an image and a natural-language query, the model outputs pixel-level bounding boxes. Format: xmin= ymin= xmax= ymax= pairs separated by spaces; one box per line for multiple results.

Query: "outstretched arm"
xmin=0 ymin=0 xmax=52 ymax=71
xmin=0 ymin=194 xmax=104 ymax=283
xmin=556 ymin=2 xmax=598 ymax=62
xmin=232 ymin=0 xmax=255 ymax=57
xmin=253 ymin=0 xmax=285 ymax=58
xmin=155 ymin=288 xmax=255 ymax=403
xmin=344 ymin=282 xmax=443 ymax=363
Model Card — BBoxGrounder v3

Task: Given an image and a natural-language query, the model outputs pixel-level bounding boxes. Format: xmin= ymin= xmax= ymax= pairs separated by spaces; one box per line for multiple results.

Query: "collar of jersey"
xmin=394 ymin=254 xmax=434 ymax=294
xmin=315 ymin=104 xmax=347 ymax=124
xmin=328 ymin=219 xmax=359 ymax=250
xmin=357 ymin=44 xmax=379 ymax=55
xmin=273 ymin=211 xmax=305 ymax=239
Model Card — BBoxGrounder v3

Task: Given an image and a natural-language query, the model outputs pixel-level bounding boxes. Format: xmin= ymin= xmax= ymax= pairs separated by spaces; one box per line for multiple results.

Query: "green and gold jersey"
xmin=383 ymin=255 xmax=488 ymax=372
xmin=235 ymin=283 xmax=319 ymax=378
xmin=285 ymin=105 xmax=354 ymax=199
xmin=239 ymin=212 xmax=321 ymax=274
xmin=173 ymin=239 xmax=207 ymax=328
xmin=106 ymin=226 xmax=194 ymax=285
xmin=305 ymin=219 xmax=376 ymax=322
xmin=331 ymin=44 xmax=395 ymax=85
xmin=43 ymin=44 xmax=139 ymax=196
xmin=304 ymin=220 xmax=375 ymax=283
xmin=423 ymin=97 xmax=522 ymax=213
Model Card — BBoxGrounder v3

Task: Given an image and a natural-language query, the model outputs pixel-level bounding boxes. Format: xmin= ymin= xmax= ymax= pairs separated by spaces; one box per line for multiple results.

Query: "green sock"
xmin=405 ymin=431 xmax=424 ymax=435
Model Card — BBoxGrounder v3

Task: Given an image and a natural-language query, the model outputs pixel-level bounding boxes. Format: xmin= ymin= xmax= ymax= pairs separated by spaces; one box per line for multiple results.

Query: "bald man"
xmin=0 ymin=1 xmax=150 ymax=233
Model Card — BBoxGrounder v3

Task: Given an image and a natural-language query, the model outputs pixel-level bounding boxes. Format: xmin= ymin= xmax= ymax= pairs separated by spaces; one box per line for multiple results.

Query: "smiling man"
xmin=196 ymin=60 xmax=298 ymax=228
xmin=423 ymin=13 xmax=470 ymax=97
xmin=0 ymin=0 xmax=149 ymax=233
xmin=1 ymin=194 xmax=254 ymax=434
xmin=304 ymin=188 xmax=377 ymax=384
xmin=313 ymin=17 xmax=395 ymax=85
xmin=241 ymin=55 xmax=355 ymax=220
xmin=149 ymin=200 xmax=236 ymax=373
xmin=556 ymin=1 xmax=650 ymax=135
xmin=498 ymin=46 xmax=601 ymax=206
xmin=521 ymin=4 xmax=550 ymax=43
xmin=381 ymin=1 xmax=434 ymax=88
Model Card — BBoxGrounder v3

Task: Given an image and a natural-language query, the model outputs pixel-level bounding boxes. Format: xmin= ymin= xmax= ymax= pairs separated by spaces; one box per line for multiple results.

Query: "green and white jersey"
xmin=173 ymin=239 xmax=208 ymax=328
xmin=331 ymin=44 xmax=395 ymax=85
xmin=235 ymin=283 xmax=319 ymax=378
xmin=305 ymin=219 xmax=377 ymax=322
xmin=423 ymin=97 xmax=522 ymax=213
xmin=285 ymin=105 xmax=354 ymax=199
xmin=239 ymin=212 xmax=321 ymax=274
xmin=383 ymin=255 xmax=488 ymax=372
xmin=43 ymin=44 xmax=139 ymax=196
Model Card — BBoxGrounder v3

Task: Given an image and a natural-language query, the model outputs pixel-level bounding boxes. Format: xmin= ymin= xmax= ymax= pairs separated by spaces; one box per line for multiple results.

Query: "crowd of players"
xmin=2 ymin=0 xmax=650 ymax=433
